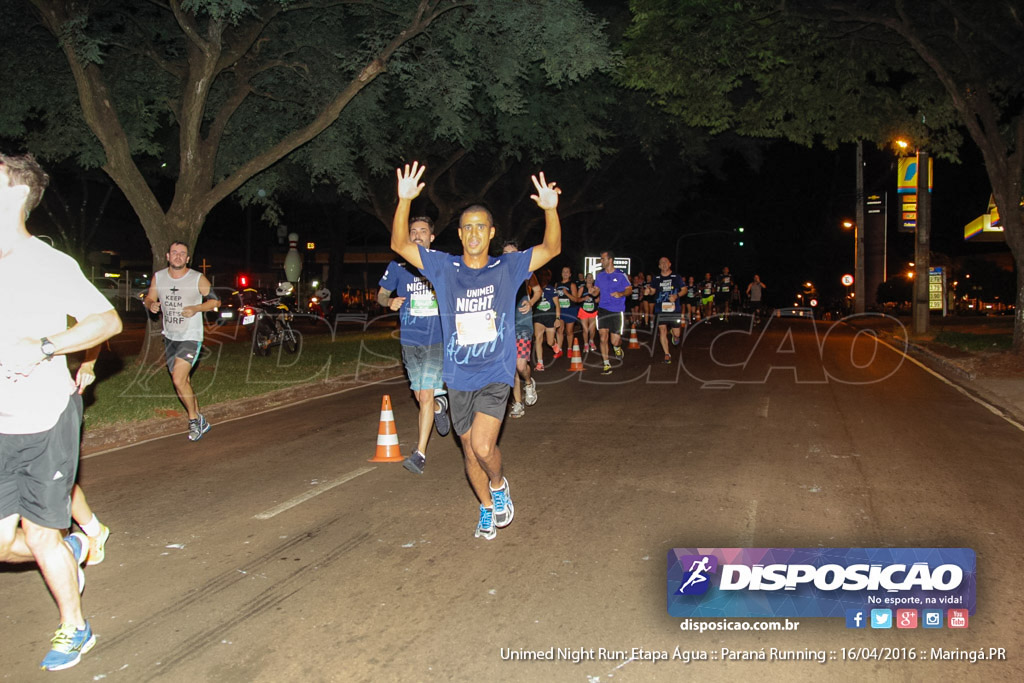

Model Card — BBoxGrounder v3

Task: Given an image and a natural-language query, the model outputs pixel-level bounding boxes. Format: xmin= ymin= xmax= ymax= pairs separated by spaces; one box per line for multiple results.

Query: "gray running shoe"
xmin=188 ymin=414 xmax=211 ymax=441
xmin=433 ymin=395 xmax=451 ymax=437
xmin=402 ymin=449 xmax=426 ymax=475
xmin=523 ymin=378 xmax=538 ymax=406
xmin=491 ymin=478 xmax=514 ymax=528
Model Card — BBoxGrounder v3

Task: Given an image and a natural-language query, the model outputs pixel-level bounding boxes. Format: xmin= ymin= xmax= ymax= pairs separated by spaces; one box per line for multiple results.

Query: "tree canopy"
xmin=622 ymin=0 xmax=1024 ymax=349
xmin=0 ymin=0 xmax=614 ymax=265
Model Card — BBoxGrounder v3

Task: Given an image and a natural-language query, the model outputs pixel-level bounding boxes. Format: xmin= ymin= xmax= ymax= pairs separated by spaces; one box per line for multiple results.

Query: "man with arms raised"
xmin=0 ymin=153 xmax=122 ymax=670
xmin=391 ymin=162 xmax=560 ymax=540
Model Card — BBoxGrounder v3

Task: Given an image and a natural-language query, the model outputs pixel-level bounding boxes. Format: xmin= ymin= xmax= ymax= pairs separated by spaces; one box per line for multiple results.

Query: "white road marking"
xmin=254 ymin=466 xmax=376 ymax=519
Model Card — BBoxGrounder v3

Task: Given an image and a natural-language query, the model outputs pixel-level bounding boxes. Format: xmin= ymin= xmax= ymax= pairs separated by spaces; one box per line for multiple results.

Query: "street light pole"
xmin=913 ymin=149 xmax=931 ymax=335
xmin=842 ymin=219 xmax=863 ymax=313
xmin=854 ymin=142 xmax=865 ymax=314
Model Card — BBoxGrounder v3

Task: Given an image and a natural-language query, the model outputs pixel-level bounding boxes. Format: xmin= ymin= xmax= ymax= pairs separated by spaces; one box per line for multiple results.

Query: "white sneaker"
xmin=523 ymin=378 xmax=538 ymax=406
xmin=510 ymin=402 xmax=525 ymax=419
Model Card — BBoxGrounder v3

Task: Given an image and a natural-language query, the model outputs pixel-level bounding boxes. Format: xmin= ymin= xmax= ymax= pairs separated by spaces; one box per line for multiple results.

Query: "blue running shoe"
xmin=40 ymin=622 xmax=96 ymax=671
xmin=474 ymin=506 xmax=496 ymax=540
xmin=64 ymin=532 xmax=88 ymax=565
xmin=491 ymin=478 xmax=514 ymax=528
xmin=65 ymin=533 xmax=88 ymax=594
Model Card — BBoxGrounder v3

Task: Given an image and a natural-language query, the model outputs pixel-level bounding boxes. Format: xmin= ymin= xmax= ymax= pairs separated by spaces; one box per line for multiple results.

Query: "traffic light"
xmin=735 ymin=226 xmax=745 ymax=247
xmin=237 ymin=273 xmax=249 ymax=289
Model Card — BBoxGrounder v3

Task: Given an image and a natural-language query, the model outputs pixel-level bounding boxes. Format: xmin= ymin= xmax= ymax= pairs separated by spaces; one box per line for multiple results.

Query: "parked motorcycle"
xmin=234 ymin=288 xmax=300 ymax=356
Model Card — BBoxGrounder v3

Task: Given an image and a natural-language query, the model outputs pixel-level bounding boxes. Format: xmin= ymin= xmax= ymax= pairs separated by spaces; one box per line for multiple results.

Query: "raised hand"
xmin=397 ymin=162 xmax=426 ymax=200
xmin=530 ymin=172 xmax=560 ymax=210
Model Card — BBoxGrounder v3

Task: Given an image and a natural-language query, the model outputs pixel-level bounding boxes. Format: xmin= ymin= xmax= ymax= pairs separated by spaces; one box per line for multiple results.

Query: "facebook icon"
xmin=845 ymin=609 xmax=867 ymax=629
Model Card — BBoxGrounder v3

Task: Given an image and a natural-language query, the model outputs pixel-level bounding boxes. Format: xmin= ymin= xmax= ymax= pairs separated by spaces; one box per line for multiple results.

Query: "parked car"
xmin=88 ymin=274 xmax=153 ymax=312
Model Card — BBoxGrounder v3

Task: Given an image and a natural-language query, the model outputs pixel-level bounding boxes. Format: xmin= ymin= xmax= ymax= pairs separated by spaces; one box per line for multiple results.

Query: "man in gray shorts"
xmin=390 ymin=161 xmax=562 ymax=540
xmin=0 ymin=152 xmax=123 ymax=670
xmin=378 ymin=216 xmax=450 ymax=475
xmin=143 ymin=241 xmax=220 ymax=441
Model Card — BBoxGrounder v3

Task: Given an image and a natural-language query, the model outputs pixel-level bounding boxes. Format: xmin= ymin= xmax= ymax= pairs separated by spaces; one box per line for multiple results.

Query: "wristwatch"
xmin=40 ymin=337 xmax=57 ymax=360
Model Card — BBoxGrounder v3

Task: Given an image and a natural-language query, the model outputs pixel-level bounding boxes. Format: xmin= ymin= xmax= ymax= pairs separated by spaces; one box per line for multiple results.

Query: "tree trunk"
xmin=996 ymin=198 xmax=1024 ymax=351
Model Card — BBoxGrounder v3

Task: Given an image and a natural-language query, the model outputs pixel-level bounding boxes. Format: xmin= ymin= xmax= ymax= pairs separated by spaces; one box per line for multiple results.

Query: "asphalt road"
xmin=2 ymin=316 xmax=1021 ymax=682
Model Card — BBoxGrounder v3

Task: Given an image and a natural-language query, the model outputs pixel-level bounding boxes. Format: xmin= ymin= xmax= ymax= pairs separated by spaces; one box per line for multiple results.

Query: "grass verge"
xmin=82 ymin=325 xmax=402 ymax=428
xmin=933 ymin=330 xmax=1012 ymax=352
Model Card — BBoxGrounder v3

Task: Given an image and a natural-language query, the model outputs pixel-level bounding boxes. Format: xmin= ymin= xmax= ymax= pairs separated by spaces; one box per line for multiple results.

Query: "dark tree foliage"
xmin=624 ymin=0 xmax=1024 ymax=349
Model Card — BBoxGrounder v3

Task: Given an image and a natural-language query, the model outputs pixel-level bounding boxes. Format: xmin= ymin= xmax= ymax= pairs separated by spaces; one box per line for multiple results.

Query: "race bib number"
xmin=582 ymin=301 xmax=596 ymax=312
xmin=661 ymin=301 xmax=675 ymax=313
xmin=559 ymin=298 xmax=570 ymax=308
xmin=409 ymin=290 xmax=438 ymax=317
xmin=456 ymin=310 xmax=497 ymax=346
xmin=537 ymin=300 xmax=551 ymax=312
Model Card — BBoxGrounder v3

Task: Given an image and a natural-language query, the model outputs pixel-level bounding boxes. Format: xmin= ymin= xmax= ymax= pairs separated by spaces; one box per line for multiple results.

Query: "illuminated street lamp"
xmin=841 ymin=220 xmax=865 ymax=314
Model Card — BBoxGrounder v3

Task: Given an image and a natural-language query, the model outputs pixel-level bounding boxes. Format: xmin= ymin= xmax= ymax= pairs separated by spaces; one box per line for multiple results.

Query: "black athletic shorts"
xmin=164 ymin=338 xmax=202 ymax=374
xmin=0 ymin=393 xmax=82 ymax=529
xmin=596 ymin=308 xmax=625 ymax=337
xmin=449 ymin=383 xmax=512 ymax=436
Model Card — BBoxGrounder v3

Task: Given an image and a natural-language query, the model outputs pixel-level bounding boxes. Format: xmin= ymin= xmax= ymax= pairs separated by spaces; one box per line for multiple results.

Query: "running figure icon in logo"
xmin=678 ymin=555 xmax=718 ymax=595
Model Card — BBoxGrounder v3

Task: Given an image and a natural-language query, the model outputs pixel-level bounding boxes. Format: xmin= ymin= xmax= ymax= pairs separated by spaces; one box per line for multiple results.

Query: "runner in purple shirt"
xmin=590 ymin=250 xmax=632 ymax=375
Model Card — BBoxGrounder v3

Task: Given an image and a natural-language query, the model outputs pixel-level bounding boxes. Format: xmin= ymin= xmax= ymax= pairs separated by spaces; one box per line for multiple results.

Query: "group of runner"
xmin=0 ymin=147 xmax=769 ymax=672
xmin=628 ymin=266 xmax=769 ymax=330
xmin=380 ymin=161 xmax=773 ymax=558
xmin=523 ymin=260 xmax=770 ymax=371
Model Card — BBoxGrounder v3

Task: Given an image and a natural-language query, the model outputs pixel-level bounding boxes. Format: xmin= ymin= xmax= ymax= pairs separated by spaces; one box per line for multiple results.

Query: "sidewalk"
xmin=844 ymin=314 xmax=1024 ymax=430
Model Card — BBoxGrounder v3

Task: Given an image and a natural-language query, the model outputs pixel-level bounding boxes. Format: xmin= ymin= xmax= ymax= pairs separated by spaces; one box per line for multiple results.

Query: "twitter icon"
xmin=870 ymin=609 xmax=892 ymax=629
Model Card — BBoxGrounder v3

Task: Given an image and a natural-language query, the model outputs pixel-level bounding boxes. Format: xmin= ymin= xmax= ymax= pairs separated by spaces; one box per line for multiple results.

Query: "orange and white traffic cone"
xmin=628 ymin=324 xmax=641 ymax=349
xmin=369 ymin=394 xmax=403 ymax=462
xmin=568 ymin=337 xmax=584 ymax=372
